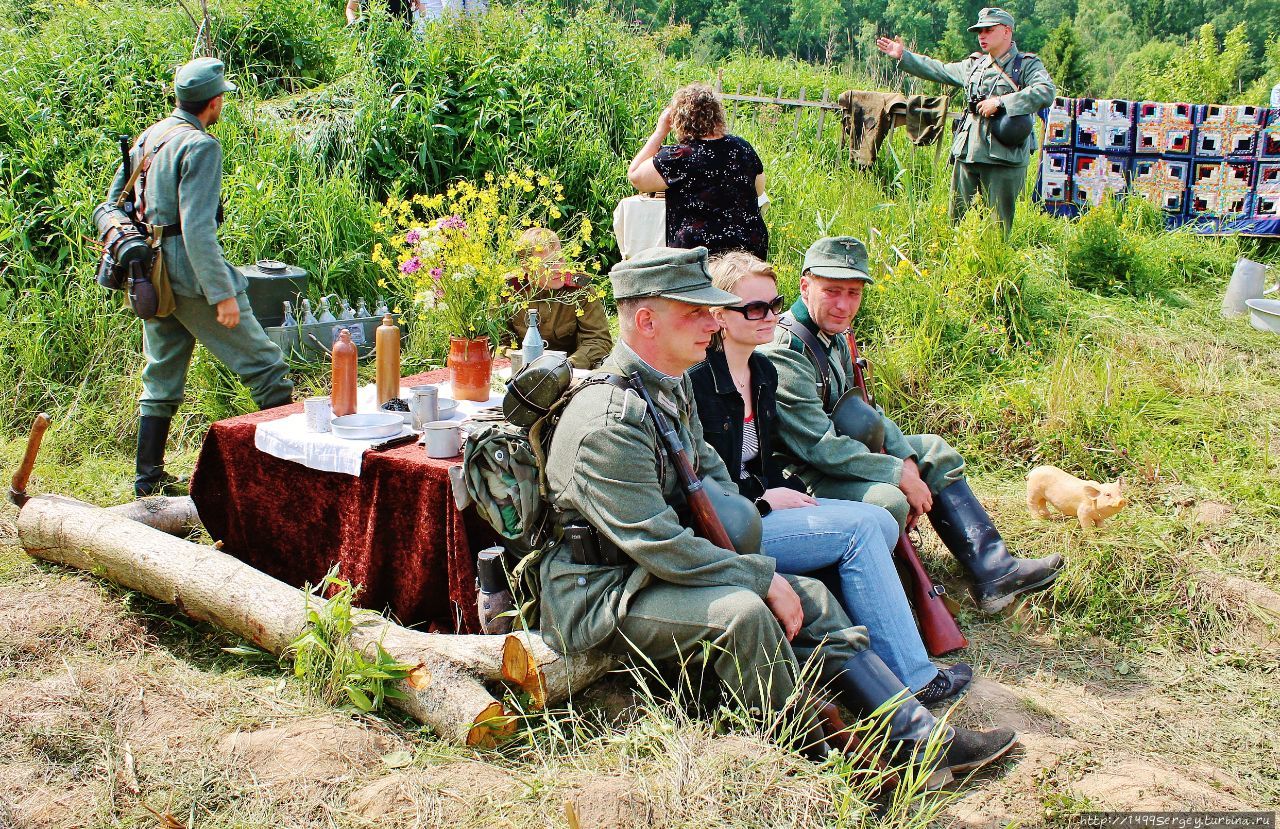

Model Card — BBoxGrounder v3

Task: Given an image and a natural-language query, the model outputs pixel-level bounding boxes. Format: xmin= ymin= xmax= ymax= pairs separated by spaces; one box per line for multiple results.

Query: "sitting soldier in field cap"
xmin=763 ymin=237 xmax=1063 ymax=613
xmin=876 ymin=8 xmax=1056 ymax=236
xmin=538 ymin=244 xmax=1017 ymax=783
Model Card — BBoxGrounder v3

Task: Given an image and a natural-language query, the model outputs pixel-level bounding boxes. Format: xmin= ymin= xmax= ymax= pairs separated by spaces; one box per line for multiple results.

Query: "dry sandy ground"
xmin=1 ymin=498 xmax=1277 ymax=829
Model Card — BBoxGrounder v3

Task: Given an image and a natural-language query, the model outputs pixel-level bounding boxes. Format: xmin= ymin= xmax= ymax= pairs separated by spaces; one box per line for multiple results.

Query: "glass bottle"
xmin=522 ymin=308 xmax=545 ymax=364
xmin=281 ymin=300 xmax=297 ymax=328
xmin=300 ymin=298 xmax=318 ymax=325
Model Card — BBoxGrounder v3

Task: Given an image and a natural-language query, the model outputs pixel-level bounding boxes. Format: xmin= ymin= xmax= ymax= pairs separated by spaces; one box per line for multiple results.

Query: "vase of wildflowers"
xmin=374 ymin=171 xmax=601 ymax=400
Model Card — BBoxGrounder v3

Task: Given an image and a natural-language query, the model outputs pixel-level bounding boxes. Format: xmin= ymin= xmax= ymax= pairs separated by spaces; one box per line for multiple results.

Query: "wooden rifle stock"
xmin=627 ymin=372 xmax=736 ymax=552
xmin=845 ymin=336 xmax=968 ymax=657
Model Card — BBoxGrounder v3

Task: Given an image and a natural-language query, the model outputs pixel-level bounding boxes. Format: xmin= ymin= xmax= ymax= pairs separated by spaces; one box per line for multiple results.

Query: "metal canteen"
xmin=699 ymin=474 xmax=762 ymax=555
xmin=503 ymin=352 xmax=572 ymax=427
xmin=830 ymin=388 xmax=885 ymax=453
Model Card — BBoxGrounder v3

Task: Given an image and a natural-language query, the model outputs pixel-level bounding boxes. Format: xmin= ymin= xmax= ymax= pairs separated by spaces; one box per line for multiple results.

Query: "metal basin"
xmin=1246 ymin=298 xmax=1280 ymax=334
xmin=330 ymin=412 xmax=405 ymax=440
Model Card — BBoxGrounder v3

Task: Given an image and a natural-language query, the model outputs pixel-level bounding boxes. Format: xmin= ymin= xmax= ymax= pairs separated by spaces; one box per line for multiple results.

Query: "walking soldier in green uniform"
xmin=876 ymin=8 xmax=1056 ymax=236
xmin=763 ymin=237 xmax=1063 ymax=613
xmin=107 ymin=58 xmax=292 ymax=497
xmin=539 ymin=245 xmax=1016 ymax=779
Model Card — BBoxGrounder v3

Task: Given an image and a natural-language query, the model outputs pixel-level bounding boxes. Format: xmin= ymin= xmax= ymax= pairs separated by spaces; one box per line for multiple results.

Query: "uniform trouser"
xmin=951 ymin=160 xmax=1028 ymax=237
xmin=808 ymin=434 xmax=966 ymax=531
xmin=602 ymin=574 xmax=870 ymax=716
xmin=140 ymin=291 xmax=292 ymax=419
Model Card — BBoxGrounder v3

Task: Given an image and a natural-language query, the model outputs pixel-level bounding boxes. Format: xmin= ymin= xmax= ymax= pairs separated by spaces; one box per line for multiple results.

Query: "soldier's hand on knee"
xmin=215 ymin=297 xmax=241 ymax=329
xmin=899 ymin=460 xmax=933 ymax=525
xmin=765 ymin=574 xmax=803 ymax=641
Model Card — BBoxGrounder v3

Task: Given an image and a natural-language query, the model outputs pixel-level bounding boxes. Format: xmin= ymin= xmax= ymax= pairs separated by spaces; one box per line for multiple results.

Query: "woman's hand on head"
xmin=762 ymin=487 xmax=818 ymax=511
xmin=656 ymin=107 xmax=674 ymax=137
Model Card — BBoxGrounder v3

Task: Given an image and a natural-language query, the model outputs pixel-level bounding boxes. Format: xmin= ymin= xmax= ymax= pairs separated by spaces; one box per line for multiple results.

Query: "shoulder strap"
xmin=778 ymin=313 xmax=833 ymax=411
xmin=114 ymin=122 xmax=195 ymax=209
xmin=991 ymin=53 xmax=1024 ymax=91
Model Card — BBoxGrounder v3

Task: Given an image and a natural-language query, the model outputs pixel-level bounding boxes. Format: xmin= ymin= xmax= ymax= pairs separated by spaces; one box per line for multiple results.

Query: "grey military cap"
xmin=968 ymin=7 xmax=1015 ymax=30
xmin=802 ymin=236 xmax=874 ymax=283
xmin=610 ymin=246 xmax=740 ymax=306
xmin=174 ymin=57 xmax=237 ymax=102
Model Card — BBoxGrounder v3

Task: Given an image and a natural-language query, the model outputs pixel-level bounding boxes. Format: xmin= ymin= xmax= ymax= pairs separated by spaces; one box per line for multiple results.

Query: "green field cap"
xmin=802 ymin=237 xmax=873 ymax=283
xmin=175 ymin=57 xmax=237 ymax=102
xmin=610 ymin=246 xmax=741 ymax=306
xmin=969 ymin=7 xmax=1015 ymax=30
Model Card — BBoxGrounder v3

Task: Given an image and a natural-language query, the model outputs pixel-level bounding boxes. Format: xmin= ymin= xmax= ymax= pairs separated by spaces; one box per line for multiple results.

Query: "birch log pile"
xmin=16 ymin=494 xmax=612 ymax=747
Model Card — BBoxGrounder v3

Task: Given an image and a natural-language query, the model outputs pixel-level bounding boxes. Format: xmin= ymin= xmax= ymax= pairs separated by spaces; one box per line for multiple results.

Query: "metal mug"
xmin=409 ymin=384 xmax=439 ymax=430
xmin=303 ymin=396 xmax=332 ymax=433
xmin=423 ymin=420 xmax=462 ymax=458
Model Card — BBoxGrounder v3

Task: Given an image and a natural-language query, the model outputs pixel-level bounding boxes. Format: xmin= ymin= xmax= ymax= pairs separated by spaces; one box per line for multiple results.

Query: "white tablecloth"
xmin=253 ymin=382 xmax=503 ymax=477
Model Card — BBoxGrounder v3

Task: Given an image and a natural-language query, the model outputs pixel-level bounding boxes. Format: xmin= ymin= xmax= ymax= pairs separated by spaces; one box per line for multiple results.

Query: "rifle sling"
xmin=779 ymin=313 xmax=834 ymax=413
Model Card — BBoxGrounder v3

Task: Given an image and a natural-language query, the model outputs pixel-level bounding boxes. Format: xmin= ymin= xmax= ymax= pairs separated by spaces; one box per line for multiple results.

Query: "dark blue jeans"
xmin=761 ymin=498 xmax=937 ymax=691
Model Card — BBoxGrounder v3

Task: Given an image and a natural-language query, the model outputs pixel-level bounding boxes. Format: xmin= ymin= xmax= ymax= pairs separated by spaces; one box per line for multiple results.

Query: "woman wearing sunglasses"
xmin=688 ymin=251 xmax=971 ymax=705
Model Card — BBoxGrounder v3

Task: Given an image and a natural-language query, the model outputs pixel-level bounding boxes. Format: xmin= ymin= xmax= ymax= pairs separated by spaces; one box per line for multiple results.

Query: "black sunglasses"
xmin=724 ymin=295 xmax=785 ymax=320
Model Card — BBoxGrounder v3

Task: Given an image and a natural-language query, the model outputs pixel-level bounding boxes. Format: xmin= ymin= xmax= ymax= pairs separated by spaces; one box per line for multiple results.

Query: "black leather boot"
xmin=135 ymin=416 xmax=187 ymax=498
xmin=831 ymin=650 xmax=1018 ymax=788
xmin=929 ymin=479 xmax=1063 ymax=613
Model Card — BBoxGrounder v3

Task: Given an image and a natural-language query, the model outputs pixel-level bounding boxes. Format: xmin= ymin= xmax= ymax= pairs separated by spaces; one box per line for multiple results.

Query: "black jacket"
xmin=688 ymin=348 xmax=795 ymax=502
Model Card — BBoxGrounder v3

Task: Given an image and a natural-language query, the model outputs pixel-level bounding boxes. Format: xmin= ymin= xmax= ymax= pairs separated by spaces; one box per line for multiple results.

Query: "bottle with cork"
xmin=331 ymin=329 xmax=358 ymax=417
xmin=375 ymin=314 xmax=401 ymax=406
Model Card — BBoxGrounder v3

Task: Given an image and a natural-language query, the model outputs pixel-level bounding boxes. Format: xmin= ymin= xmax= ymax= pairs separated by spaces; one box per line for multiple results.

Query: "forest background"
xmin=607 ymin=0 xmax=1280 ymax=104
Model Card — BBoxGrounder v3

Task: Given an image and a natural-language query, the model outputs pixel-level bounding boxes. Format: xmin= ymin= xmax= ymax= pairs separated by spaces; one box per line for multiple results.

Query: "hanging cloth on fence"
xmin=838 ymin=91 xmax=950 ymax=168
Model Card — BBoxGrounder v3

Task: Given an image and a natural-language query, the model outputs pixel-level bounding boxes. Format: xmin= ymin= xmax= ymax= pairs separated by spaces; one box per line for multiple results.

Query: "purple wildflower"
xmin=405 ymin=229 xmax=422 ymax=244
xmin=430 ymin=267 xmax=444 ymax=281
xmin=437 ymin=215 xmax=467 ymax=231
xmin=400 ymin=257 xmax=422 ymax=275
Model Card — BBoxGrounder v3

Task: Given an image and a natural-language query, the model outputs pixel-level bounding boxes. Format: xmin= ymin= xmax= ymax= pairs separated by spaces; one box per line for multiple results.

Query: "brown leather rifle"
xmin=844 ymin=335 xmax=968 ymax=657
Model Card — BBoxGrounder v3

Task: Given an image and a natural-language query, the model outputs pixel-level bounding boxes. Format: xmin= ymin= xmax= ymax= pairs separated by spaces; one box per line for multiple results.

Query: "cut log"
xmin=16 ymin=494 xmax=612 ymax=746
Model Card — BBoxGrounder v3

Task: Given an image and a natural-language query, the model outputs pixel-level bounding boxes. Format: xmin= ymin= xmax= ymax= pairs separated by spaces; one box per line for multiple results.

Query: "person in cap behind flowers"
xmin=538 ymin=245 xmax=1017 ymax=783
xmin=876 ymin=9 xmax=1055 ymax=236
xmin=763 ymin=237 xmax=1063 ymax=614
xmin=106 ymin=57 xmax=292 ymax=498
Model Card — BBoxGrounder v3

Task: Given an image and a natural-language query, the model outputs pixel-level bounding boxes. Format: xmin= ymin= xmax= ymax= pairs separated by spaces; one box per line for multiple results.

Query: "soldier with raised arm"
xmin=877 ymin=8 xmax=1056 ymax=235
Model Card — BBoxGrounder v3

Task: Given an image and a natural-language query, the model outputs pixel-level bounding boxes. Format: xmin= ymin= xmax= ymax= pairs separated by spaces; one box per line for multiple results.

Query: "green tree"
xmin=1167 ymin=23 xmax=1249 ymax=102
xmin=1041 ymin=18 xmax=1089 ymax=96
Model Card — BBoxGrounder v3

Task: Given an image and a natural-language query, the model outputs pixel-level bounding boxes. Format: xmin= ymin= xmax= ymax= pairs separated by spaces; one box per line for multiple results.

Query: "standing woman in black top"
xmin=627 ymin=84 xmax=769 ymax=260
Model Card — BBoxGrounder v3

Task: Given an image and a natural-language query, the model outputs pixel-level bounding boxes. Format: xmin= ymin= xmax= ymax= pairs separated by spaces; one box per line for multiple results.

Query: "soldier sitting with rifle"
xmin=762 ymin=237 xmax=1062 ymax=614
xmin=539 ymin=245 xmax=1016 ymax=782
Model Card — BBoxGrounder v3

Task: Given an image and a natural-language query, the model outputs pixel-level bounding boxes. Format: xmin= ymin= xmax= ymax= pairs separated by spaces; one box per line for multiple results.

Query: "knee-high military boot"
xmin=135 ymin=416 xmax=187 ymax=498
xmin=830 ymin=650 xmax=1016 ymax=788
xmin=929 ymin=479 xmax=1062 ymax=613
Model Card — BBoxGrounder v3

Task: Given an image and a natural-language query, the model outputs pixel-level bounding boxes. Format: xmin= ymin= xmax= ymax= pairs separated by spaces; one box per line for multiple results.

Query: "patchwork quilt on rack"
xmin=1035 ymin=97 xmax=1280 ymax=236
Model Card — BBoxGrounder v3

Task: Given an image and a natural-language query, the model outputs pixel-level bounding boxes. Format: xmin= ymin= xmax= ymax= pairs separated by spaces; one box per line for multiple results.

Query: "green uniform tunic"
xmin=540 ymin=340 xmax=870 ymax=711
xmin=107 ymin=109 xmax=291 ymax=417
xmin=508 ymin=285 xmax=613 ymax=370
xmin=898 ymin=43 xmax=1055 ymax=234
xmin=761 ymin=300 xmax=966 ymax=529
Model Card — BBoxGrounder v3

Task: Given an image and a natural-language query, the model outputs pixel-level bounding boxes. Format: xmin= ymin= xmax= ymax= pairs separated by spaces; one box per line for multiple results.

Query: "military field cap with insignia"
xmin=968 ymin=7 xmax=1015 ymax=30
xmin=174 ymin=57 xmax=237 ymax=102
xmin=610 ymin=246 xmax=740 ymax=306
xmin=802 ymin=236 xmax=874 ymax=283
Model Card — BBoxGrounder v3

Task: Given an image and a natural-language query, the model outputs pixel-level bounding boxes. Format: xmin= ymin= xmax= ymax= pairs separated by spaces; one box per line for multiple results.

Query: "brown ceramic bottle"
xmin=331 ymin=328 xmax=358 ymax=417
xmin=375 ymin=314 xmax=401 ymax=406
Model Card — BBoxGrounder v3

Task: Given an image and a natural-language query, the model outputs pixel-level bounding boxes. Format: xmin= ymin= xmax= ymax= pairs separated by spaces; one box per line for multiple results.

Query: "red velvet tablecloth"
xmin=190 ymin=368 xmax=494 ymax=634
